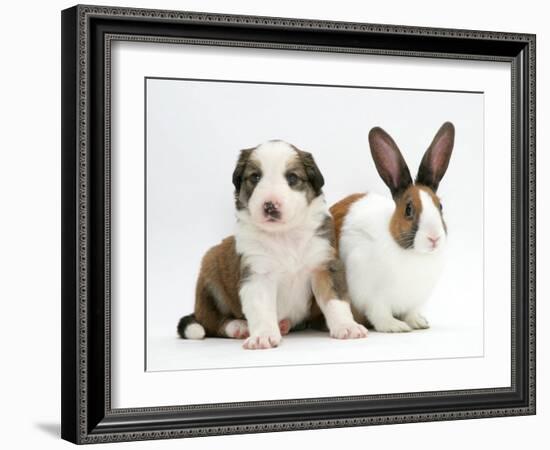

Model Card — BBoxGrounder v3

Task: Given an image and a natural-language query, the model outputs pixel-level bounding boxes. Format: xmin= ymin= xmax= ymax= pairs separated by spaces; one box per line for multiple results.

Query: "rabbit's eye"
xmin=439 ymin=202 xmax=443 ymax=212
xmin=405 ymin=201 xmax=413 ymax=219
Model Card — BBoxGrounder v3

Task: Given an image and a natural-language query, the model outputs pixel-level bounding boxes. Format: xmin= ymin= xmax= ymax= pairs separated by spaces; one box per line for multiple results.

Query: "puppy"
xmin=178 ymin=140 xmax=367 ymax=349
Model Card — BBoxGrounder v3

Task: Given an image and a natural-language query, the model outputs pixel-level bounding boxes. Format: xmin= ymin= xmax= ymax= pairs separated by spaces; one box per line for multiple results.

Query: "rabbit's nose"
xmin=427 ymin=236 xmax=440 ymax=247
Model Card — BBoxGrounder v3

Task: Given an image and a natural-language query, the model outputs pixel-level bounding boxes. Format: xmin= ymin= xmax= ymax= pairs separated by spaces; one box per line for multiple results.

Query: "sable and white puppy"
xmin=331 ymin=123 xmax=455 ymax=332
xmin=178 ymin=140 xmax=367 ymax=349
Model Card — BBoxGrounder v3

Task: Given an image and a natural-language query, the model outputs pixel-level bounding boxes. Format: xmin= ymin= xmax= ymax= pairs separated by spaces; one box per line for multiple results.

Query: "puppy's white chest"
xmin=276 ymin=269 xmax=313 ymax=324
xmin=239 ymin=232 xmax=331 ymax=325
xmin=241 ymin=229 xmax=330 ymax=273
xmin=276 ymin=234 xmax=328 ymax=272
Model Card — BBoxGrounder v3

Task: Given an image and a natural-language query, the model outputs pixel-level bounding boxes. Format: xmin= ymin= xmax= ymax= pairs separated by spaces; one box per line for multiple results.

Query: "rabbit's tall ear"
xmin=368 ymin=127 xmax=413 ymax=199
xmin=416 ymin=122 xmax=455 ymax=192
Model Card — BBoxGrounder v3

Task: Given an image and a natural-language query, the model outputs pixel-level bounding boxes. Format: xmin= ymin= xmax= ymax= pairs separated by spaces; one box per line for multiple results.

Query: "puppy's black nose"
xmin=263 ymin=201 xmax=276 ymax=214
xmin=263 ymin=201 xmax=281 ymax=219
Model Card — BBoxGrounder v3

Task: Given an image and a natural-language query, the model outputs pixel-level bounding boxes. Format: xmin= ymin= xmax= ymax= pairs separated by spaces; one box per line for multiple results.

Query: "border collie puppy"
xmin=178 ymin=140 xmax=367 ymax=349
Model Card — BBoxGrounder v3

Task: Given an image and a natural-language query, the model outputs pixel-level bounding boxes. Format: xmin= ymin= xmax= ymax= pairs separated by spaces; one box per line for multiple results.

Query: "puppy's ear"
xmin=297 ymin=150 xmax=325 ymax=196
xmin=232 ymin=148 xmax=253 ymax=192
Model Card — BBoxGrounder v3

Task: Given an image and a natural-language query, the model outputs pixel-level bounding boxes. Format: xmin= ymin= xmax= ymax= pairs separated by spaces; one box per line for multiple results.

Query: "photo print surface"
xmin=145 ymin=77 xmax=484 ymax=372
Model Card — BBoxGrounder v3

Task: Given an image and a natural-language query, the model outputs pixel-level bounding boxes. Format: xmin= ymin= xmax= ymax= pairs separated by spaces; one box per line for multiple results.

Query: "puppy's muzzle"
xmin=263 ymin=201 xmax=281 ymax=220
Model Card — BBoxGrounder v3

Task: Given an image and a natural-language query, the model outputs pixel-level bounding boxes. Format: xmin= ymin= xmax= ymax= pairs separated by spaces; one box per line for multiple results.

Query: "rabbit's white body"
xmin=333 ymin=122 xmax=454 ymax=332
xmin=339 ymin=192 xmax=446 ymax=332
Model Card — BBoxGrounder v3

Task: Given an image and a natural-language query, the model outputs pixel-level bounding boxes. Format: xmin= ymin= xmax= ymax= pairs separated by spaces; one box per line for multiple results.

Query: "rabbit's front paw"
xmin=404 ymin=313 xmax=429 ymax=330
xmin=373 ymin=318 xmax=412 ymax=333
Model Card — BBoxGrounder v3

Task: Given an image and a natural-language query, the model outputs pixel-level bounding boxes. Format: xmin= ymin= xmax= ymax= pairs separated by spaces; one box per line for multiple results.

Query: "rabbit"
xmin=330 ymin=122 xmax=455 ymax=332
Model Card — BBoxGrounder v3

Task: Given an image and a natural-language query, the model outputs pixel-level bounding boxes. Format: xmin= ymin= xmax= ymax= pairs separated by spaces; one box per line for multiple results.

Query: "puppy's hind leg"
xmin=223 ymin=319 xmax=249 ymax=339
xmin=194 ymin=284 xmax=247 ymax=338
xmin=177 ymin=314 xmax=206 ymax=340
xmin=223 ymin=318 xmax=289 ymax=339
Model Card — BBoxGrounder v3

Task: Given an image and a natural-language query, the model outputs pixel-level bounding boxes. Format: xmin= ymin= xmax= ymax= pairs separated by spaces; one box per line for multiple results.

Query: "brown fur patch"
xmin=285 ymin=147 xmax=325 ymax=202
xmin=329 ymin=193 xmax=366 ymax=254
xmin=326 ymin=259 xmax=349 ymax=300
xmin=390 ymin=185 xmax=445 ymax=248
xmin=236 ymin=157 xmax=262 ymax=211
xmin=315 ymin=215 xmax=335 ymax=248
xmin=193 ymin=236 xmax=245 ymax=337
xmin=307 ymin=257 xmax=353 ymax=330
xmin=390 ymin=186 xmax=422 ymax=248
xmin=284 ymin=154 xmax=317 ymax=202
xmin=311 ymin=268 xmax=336 ymax=308
xmin=293 ymin=148 xmax=325 ymax=197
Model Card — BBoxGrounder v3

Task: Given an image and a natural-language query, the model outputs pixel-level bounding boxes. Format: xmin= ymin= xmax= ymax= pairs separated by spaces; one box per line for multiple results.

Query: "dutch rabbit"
xmin=330 ymin=122 xmax=455 ymax=332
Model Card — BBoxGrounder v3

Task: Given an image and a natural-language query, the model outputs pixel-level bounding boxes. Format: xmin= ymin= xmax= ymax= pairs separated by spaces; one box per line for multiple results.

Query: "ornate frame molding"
xmin=61 ymin=4 xmax=536 ymax=444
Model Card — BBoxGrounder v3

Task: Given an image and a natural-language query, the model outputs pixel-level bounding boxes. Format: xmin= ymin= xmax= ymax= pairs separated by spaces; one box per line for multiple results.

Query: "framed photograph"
xmin=61 ymin=4 xmax=536 ymax=444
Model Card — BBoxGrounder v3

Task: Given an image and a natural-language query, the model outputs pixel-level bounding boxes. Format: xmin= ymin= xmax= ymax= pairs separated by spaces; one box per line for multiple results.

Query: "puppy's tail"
xmin=177 ymin=313 xmax=206 ymax=340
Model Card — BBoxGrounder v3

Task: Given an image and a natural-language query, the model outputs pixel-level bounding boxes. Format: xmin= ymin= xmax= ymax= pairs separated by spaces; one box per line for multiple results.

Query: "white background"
xmin=146 ymin=76 xmax=486 ymax=371
xmin=0 ymin=0 xmax=546 ymax=449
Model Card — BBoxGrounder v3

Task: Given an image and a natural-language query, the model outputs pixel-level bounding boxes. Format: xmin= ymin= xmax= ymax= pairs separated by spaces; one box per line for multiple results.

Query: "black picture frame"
xmin=61 ymin=4 xmax=536 ymax=444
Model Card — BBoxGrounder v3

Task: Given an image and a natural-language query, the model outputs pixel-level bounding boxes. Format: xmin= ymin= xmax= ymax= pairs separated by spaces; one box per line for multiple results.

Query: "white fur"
xmin=414 ymin=190 xmax=447 ymax=253
xmin=184 ymin=323 xmax=205 ymax=340
xmin=320 ymin=299 xmax=369 ymax=339
xmin=339 ymin=192 xmax=446 ymax=332
xmin=235 ymin=141 xmax=359 ymax=349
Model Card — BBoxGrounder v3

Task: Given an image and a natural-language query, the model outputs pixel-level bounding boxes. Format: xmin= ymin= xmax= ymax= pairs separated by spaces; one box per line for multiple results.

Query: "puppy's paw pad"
xmin=243 ymin=334 xmax=281 ymax=350
xmin=374 ymin=319 xmax=412 ymax=333
xmin=225 ymin=319 xmax=249 ymax=339
xmin=330 ymin=323 xmax=368 ymax=339
xmin=405 ymin=314 xmax=429 ymax=330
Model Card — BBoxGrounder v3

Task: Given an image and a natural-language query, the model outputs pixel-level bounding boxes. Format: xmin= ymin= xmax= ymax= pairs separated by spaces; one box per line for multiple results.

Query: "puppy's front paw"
xmin=330 ymin=322 xmax=368 ymax=339
xmin=373 ymin=318 xmax=412 ymax=333
xmin=404 ymin=313 xmax=429 ymax=330
xmin=243 ymin=332 xmax=281 ymax=350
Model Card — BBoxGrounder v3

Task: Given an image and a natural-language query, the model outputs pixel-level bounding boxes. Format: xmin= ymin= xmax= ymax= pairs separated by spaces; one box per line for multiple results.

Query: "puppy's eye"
xmin=405 ymin=201 xmax=413 ymax=219
xmin=286 ymin=173 xmax=299 ymax=186
xmin=249 ymin=173 xmax=261 ymax=184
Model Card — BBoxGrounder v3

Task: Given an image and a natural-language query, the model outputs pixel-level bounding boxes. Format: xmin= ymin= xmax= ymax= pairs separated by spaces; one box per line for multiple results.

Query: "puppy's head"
xmin=232 ymin=140 xmax=325 ymax=232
